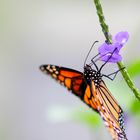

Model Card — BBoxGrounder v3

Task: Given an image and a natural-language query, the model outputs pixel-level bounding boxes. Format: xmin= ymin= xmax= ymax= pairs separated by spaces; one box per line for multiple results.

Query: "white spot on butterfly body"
xmin=55 ymin=71 xmax=59 ymax=74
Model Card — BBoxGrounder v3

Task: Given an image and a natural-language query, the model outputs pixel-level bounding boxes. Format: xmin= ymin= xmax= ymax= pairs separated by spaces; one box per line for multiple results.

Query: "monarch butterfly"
xmin=40 ymin=43 xmax=127 ymax=140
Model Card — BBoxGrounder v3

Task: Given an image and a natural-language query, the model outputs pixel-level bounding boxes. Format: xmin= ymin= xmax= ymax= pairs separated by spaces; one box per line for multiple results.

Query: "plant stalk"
xmin=93 ymin=0 xmax=140 ymax=101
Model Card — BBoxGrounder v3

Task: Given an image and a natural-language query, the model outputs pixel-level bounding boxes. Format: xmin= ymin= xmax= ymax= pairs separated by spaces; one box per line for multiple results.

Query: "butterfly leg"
xmin=90 ymin=51 xmax=115 ymax=71
xmin=102 ymin=67 xmax=125 ymax=81
xmin=91 ymin=53 xmax=100 ymax=61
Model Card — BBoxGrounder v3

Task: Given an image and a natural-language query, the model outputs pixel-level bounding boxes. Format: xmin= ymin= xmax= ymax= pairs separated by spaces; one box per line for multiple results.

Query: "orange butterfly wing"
xmin=40 ymin=64 xmax=127 ymax=139
xmin=40 ymin=64 xmax=97 ymax=112
xmin=90 ymin=80 xmax=127 ymax=140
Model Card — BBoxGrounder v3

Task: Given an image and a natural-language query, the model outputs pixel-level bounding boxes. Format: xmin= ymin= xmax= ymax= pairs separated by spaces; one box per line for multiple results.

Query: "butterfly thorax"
xmin=84 ymin=64 xmax=102 ymax=87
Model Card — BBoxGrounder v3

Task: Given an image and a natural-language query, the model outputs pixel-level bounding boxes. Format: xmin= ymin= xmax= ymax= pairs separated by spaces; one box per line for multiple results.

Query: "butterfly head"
xmin=84 ymin=64 xmax=102 ymax=87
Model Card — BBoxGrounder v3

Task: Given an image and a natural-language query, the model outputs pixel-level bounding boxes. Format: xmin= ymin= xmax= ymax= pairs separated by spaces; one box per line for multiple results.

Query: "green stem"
xmin=93 ymin=0 xmax=140 ymax=101
xmin=118 ymin=62 xmax=140 ymax=100
xmin=94 ymin=0 xmax=112 ymax=44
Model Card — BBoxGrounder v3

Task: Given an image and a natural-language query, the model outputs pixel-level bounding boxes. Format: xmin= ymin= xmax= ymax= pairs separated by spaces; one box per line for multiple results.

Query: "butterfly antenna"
xmin=84 ymin=41 xmax=99 ymax=66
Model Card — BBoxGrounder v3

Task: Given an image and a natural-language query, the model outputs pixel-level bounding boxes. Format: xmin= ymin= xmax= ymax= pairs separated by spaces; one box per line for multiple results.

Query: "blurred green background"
xmin=1 ymin=0 xmax=140 ymax=140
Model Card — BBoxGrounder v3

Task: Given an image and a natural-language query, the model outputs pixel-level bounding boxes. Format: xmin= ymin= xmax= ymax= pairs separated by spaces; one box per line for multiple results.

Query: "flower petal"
xmin=100 ymin=53 xmax=122 ymax=63
xmin=98 ymin=31 xmax=129 ymax=63
xmin=98 ymin=43 xmax=118 ymax=55
xmin=115 ymin=31 xmax=129 ymax=45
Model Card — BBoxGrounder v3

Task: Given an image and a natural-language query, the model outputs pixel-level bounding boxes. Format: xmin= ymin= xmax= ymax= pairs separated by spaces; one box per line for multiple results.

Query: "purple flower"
xmin=98 ymin=31 xmax=129 ymax=63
